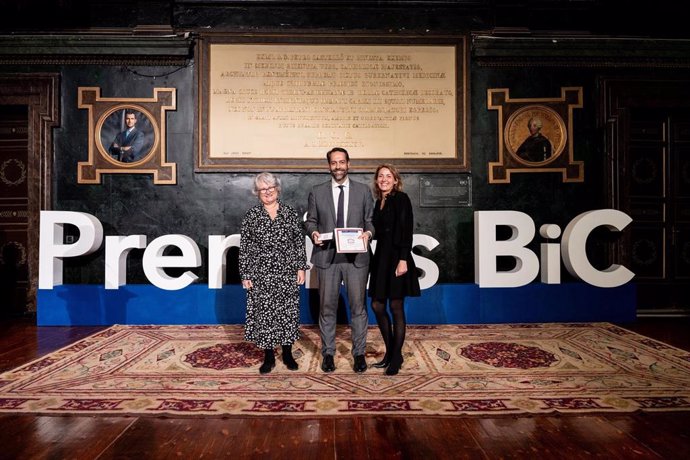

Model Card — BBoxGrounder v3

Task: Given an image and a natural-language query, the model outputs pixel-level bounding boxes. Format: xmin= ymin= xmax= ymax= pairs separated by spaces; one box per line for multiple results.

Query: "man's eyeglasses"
xmin=257 ymin=186 xmax=277 ymax=194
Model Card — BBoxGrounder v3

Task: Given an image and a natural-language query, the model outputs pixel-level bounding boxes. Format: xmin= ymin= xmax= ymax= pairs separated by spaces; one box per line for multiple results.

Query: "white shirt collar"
xmin=331 ymin=177 xmax=350 ymax=189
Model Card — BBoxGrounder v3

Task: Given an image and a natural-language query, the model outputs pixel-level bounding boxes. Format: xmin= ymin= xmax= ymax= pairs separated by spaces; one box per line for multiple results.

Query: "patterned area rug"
xmin=1 ymin=323 xmax=690 ymax=416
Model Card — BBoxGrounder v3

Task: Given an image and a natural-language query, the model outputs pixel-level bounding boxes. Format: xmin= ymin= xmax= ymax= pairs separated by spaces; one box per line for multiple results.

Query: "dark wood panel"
xmin=629 ymin=225 xmax=665 ymax=279
xmin=606 ymin=88 xmax=690 ymax=313
xmin=629 ymin=120 xmax=665 ymax=141
xmin=466 ymin=417 xmax=571 ymax=458
xmin=541 ymin=416 xmax=661 ymax=458
xmin=627 ymin=146 xmax=665 ymax=198
xmin=0 ymin=322 xmax=104 ymax=372
xmin=0 ymin=105 xmax=29 ymax=318
xmin=673 ymin=147 xmax=690 ymax=199
xmin=608 ymin=412 xmax=690 ymax=459
xmin=628 ymin=200 xmax=664 ymax=222
xmin=0 ymin=415 xmax=135 ymax=460
xmin=621 ymin=317 xmax=690 ymax=351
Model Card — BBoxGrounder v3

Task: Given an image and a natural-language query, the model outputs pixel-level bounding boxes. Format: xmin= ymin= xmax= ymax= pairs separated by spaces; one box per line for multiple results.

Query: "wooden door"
xmin=0 ymin=75 xmax=59 ymax=313
xmin=0 ymin=105 xmax=29 ymax=317
xmin=625 ymin=108 xmax=690 ymax=313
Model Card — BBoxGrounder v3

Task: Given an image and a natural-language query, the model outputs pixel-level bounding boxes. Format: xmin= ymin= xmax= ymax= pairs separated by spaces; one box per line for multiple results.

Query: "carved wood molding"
xmin=0 ymin=74 xmax=60 ymax=311
xmin=474 ymin=36 xmax=690 ymax=68
xmin=0 ymin=35 xmax=193 ymax=66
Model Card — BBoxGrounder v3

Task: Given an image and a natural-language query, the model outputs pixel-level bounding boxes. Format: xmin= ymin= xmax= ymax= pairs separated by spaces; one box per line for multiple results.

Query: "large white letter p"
xmin=39 ymin=211 xmax=103 ymax=289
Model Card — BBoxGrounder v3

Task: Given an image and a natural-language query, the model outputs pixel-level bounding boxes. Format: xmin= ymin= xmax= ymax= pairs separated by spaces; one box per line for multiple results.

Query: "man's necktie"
xmin=336 ymin=185 xmax=344 ymax=228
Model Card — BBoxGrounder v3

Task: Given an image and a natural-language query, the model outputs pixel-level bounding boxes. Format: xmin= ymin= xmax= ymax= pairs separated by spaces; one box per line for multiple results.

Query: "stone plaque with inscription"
xmin=419 ymin=175 xmax=471 ymax=207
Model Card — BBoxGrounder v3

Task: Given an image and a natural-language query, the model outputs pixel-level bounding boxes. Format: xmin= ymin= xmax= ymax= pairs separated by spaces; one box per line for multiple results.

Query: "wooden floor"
xmin=1 ymin=317 xmax=689 ymax=459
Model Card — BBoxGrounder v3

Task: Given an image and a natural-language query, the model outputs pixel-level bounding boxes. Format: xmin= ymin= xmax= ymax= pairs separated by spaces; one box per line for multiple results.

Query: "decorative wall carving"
xmin=78 ymin=87 xmax=177 ymax=185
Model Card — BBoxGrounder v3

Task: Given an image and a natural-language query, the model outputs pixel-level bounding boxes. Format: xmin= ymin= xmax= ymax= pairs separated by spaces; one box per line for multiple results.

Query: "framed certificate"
xmin=334 ymin=228 xmax=367 ymax=253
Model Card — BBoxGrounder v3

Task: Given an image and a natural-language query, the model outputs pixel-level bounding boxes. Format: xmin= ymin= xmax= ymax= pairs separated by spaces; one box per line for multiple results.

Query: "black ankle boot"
xmin=385 ymin=354 xmax=403 ymax=376
xmin=282 ymin=345 xmax=298 ymax=371
xmin=259 ymin=349 xmax=275 ymax=374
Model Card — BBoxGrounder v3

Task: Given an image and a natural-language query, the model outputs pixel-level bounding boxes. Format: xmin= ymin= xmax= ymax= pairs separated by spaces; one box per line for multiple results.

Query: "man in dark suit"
xmin=109 ymin=111 xmax=145 ymax=162
xmin=306 ymin=147 xmax=375 ymax=373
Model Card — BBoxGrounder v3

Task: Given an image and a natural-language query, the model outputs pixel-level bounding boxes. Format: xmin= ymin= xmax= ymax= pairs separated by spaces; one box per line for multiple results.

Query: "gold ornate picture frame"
xmin=196 ymin=34 xmax=468 ymax=172
xmin=487 ymin=87 xmax=583 ymax=183
xmin=78 ymin=87 xmax=177 ymax=184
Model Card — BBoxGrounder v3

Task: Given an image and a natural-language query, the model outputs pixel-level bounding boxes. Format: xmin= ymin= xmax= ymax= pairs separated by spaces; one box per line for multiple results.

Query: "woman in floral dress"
xmin=239 ymin=172 xmax=309 ymax=374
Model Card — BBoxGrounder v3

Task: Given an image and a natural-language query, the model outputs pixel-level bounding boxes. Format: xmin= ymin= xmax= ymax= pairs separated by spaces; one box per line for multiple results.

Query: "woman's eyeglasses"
xmin=257 ymin=186 xmax=277 ymax=194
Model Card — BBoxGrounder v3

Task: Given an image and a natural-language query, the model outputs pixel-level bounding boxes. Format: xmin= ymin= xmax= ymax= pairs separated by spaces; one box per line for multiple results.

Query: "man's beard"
xmin=331 ymin=169 xmax=347 ymax=179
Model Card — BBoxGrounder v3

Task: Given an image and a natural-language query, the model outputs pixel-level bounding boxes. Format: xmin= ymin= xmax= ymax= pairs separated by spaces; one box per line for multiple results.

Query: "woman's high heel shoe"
xmin=385 ymin=355 xmax=403 ymax=376
xmin=372 ymin=355 xmax=390 ymax=369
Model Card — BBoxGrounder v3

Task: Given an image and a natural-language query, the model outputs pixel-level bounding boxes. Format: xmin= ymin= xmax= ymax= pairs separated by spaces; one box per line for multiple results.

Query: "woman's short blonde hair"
xmin=252 ymin=172 xmax=281 ymax=196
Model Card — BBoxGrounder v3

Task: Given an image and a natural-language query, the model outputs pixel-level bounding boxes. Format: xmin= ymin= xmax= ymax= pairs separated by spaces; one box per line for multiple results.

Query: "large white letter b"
xmin=474 ymin=210 xmax=539 ymax=287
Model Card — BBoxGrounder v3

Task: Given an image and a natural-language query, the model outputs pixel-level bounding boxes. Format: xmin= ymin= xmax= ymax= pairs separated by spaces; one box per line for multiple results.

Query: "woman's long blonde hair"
xmin=372 ymin=164 xmax=403 ymax=200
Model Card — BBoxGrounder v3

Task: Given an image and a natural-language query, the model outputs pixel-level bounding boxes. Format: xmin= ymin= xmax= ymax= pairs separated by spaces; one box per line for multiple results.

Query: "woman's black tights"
xmin=371 ymin=298 xmax=406 ymax=371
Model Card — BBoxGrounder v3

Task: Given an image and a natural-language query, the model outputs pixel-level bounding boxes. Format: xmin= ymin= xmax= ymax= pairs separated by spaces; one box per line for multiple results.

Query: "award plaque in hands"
xmin=334 ymin=228 xmax=367 ymax=253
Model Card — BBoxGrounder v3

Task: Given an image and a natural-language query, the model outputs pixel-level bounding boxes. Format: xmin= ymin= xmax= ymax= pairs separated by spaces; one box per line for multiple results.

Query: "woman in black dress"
xmin=368 ymin=164 xmax=421 ymax=375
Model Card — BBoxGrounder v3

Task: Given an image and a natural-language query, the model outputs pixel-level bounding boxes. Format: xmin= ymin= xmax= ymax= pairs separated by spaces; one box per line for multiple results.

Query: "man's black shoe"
xmin=321 ymin=354 xmax=335 ymax=373
xmin=353 ymin=355 xmax=367 ymax=373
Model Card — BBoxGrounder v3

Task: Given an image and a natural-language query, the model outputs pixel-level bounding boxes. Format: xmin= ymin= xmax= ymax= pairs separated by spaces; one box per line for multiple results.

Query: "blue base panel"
xmin=37 ymin=283 xmax=636 ymax=326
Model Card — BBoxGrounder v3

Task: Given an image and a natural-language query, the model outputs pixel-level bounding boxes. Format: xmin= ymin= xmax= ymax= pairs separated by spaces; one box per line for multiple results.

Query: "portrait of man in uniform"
xmin=504 ymin=105 xmax=566 ymax=166
xmin=516 ymin=117 xmax=552 ymax=163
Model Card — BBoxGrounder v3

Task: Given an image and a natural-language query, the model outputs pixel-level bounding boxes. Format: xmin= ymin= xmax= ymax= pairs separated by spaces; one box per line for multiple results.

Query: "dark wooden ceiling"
xmin=1 ymin=1 xmax=687 ymax=39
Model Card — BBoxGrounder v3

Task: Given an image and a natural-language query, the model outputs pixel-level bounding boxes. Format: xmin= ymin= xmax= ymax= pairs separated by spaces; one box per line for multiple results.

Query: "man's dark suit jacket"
xmin=109 ymin=128 xmax=145 ymax=162
xmin=305 ymin=179 xmax=375 ymax=269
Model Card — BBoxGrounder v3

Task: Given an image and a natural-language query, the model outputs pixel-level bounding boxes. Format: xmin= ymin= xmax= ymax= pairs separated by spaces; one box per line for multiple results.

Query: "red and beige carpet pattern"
xmin=1 ymin=323 xmax=689 ymax=416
